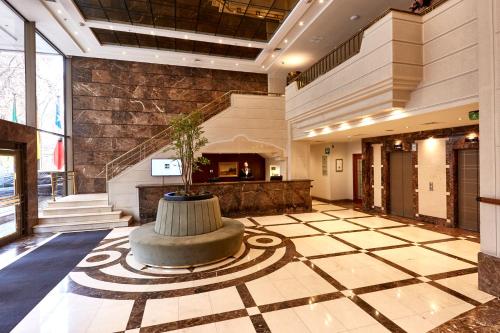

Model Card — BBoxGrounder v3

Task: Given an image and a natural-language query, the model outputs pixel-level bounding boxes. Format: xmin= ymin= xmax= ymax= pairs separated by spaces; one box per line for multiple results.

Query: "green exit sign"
xmin=469 ymin=110 xmax=479 ymax=120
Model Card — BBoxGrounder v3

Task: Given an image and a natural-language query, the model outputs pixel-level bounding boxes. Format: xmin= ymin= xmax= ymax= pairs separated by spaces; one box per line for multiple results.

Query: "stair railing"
xmin=102 ymin=90 xmax=283 ymax=182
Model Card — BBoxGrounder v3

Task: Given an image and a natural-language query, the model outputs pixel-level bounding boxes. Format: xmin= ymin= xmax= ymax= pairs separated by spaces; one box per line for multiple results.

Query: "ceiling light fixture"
xmin=218 ymin=39 xmax=222 ymax=43
xmin=109 ymin=25 xmax=114 ymax=30
xmin=155 ymin=54 xmax=159 ymax=58
xmin=284 ymin=39 xmax=288 ymax=43
xmin=86 ymin=47 xmax=91 ymax=52
xmin=182 ymin=57 xmax=186 ymax=61
xmin=458 ymin=117 xmax=462 ymax=121
xmin=57 ymin=9 xmax=62 ymax=14
xmin=235 ymin=63 xmax=239 ymax=66
xmin=210 ymin=60 xmax=214 ymax=64
xmin=122 ymin=51 xmax=126 ymax=55
xmin=248 ymin=43 xmax=252 ymax=47
xmin=184 ymin=35 xmax=189 ymax=39
xmin=318 ymin=0 xmax=324 ymax=3
xmin=350 ymin=15 xmax=360 ymax=21
xmin=150 ymin=30 xmax=155 ymax=35
xmin=261 ymin=65 xmax=265 ymax=68
xmin=271 ymin=54 xmax=275 ymax=58
xmin=299 ymin=21 xmax=304 ymax=26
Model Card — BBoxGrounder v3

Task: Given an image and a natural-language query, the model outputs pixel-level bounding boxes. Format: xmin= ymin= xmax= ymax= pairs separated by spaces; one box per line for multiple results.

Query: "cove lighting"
xmin=338 ymin=122 xmax=351 ymax=131
xmin=360 ymin=117 xmax=375 ymax=126
xmin=388 ymin=108 xmax=407 ymax=121
xmin=465 ymin=133 xmax=479 ymax=143
xmin=321 ymin=127 xmax=332 ymax=134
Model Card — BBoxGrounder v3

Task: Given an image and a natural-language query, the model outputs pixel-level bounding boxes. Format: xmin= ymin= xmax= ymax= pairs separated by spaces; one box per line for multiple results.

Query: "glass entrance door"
xmin=0 ymin=150 xmax=22 ymax=244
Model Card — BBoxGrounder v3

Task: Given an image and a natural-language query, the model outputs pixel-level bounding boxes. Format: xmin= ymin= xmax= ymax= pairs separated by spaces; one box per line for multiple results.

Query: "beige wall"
xmin=108 ymin=94 xmax=287 ymax=220
xmin=286 ymin=0 xmax=478 ymax=142
xmin=478 ymin=0 xmax=500 ymax=258
xmin=417 ymin=138 xmax=448 ymax=219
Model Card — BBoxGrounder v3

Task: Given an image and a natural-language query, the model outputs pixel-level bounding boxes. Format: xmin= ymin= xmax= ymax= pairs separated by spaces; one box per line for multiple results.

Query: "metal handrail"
xmin=0 ymin=195 xmax=21 ymax=208
xmin=50 ymin=171 xmax=77 ymax=201
xmin=102 ymin=90 xmax=283 ymax=181
xmin=293 ymin=0 xmax=450 ymax=90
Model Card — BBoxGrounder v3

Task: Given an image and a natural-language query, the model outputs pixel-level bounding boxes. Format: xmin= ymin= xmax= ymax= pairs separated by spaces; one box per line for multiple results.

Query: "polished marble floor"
xmin=6 ymin=201 xmax=497 ymax=333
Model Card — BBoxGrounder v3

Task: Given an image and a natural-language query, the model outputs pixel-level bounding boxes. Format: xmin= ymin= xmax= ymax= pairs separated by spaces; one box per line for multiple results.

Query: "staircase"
xmin=34 ymin=193 xmax=132 ymax=233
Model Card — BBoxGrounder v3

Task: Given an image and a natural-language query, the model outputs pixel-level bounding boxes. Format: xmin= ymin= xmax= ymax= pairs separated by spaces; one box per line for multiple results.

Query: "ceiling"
xmin=7 ymin=0 xmax=419 ymax=75
xmin=74 ymin=0 xmax=298 ymax=42
xmin=302 ymin=104 xmax=479 ymax=143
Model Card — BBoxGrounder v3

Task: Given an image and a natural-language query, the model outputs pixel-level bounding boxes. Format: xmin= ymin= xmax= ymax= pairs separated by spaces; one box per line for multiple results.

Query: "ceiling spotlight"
xmin=235 ymin=63 xmax=239 ymax=66
xmin=184 ymin=35 xmax=188 ymax=39
xmin=150 ymin=30 xmax=155 ymax=35
xmin=122 ymin=51 xmax=126 ymax=55
xmin=350 ymin=15 xmax=360 ymax=21
xmin=271 ymin=54 xmax=275 ymax=58
xmin=57 ymin=9 xmax=62 ymax=14
xmin=261 ymin=65 xmax=265 ymax=68
xmin=284 ymin=39 xmax=288 ymax=43
xmin=318 ymin=0 xmax=324 ymax=3
xmin=210 ymin=60 xmax=214 ymax=64
xmin=218 ymin=39 xmax=222 ymax=43
xmin=248 ymin=43 xmax=252 ymax=47
xmin=299 ymin=21 xmax=304 ymax=26
xmin=109 ymin=25 xmax=114 ymax=30
xmin=458 ymin=117 xmax=463 ymax=121
xmin=155 ymin=54 xmax=159 ymax=58
xmin=86 ymin=47 xmax=91 ymax=52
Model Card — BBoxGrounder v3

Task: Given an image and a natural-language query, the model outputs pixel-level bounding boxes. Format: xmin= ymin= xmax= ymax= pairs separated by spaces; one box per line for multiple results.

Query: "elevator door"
xmin=458 ymin=149 xmax=479 ymax=231
xmin=390 ymin=151 xmax=414 ymax=218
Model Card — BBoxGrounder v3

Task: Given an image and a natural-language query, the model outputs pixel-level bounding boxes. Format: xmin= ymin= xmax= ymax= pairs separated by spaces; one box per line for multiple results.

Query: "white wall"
xmin=108 ymin=94 xmax=287 ymax=220
xmin=417 ymin=138 xmax=447 ymax=219
xmin=309 ymin=141 xmax=361 ymax=201
xmin=372 ymin=144 xmax=383 ymax=208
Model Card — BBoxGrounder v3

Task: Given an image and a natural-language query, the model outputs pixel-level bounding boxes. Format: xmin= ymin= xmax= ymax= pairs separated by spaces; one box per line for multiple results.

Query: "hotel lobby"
xmin=0 ymin=0 xmax=499 ymax=332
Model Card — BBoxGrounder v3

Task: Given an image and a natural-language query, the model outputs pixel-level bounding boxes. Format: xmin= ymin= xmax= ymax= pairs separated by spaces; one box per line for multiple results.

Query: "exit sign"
xmin=469 ymin=110 xmax=479 ymax=120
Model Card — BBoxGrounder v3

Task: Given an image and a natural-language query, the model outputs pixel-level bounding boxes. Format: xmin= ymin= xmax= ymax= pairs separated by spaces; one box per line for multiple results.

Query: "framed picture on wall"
xmin=218 ymin=162 xmax=238 ymax=177
xmin=336 ymin=159 xmax=343 ymax=172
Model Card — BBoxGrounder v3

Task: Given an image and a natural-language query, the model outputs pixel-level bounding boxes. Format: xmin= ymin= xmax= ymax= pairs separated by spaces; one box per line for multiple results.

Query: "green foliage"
xmin=168 ymin=111 xmax=209 ymax=194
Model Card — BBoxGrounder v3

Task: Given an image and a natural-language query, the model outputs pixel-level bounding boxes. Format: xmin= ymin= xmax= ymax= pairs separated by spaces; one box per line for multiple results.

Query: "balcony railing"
xmin=103 ymin=90 xmax=282 ymax=182
xmin=292 ymin=0 xmax=449 ymax=90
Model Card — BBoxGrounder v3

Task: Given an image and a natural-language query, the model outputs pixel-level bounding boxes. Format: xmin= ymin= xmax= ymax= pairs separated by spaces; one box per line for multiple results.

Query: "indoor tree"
xmin=168 ymin=110 xmax=209 ymax=194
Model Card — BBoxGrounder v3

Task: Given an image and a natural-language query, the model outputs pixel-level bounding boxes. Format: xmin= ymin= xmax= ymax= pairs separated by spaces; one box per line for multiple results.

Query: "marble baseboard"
xmin=478 ymin=251 xmax=500 ymax=297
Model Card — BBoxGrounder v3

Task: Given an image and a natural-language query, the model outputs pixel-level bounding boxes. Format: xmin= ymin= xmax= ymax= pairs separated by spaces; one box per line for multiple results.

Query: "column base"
xmin=478 ymin=252 xmax=500 ymax=297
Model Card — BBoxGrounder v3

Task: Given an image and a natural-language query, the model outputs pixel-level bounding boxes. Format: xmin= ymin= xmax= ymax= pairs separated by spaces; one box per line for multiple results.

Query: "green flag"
xmin=11 ymin=95 xmax=18 ymax=123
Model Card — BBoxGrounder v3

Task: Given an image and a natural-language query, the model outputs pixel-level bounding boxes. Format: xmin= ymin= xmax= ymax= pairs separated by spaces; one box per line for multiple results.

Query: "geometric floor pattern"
xmin=11 ymin=202 xmax=494 ymax=333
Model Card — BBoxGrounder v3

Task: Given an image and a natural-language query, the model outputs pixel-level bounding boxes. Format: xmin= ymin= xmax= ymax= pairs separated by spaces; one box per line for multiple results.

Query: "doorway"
xmin=390 ymin=151 xmax=414 ymax=218
xmin=457 ymin=149 xmax=479 ymax=231
xmin=353 ymin=154 xmax=363 ymax=203
xmin=0 ymin=149 xmax=23 ymax=245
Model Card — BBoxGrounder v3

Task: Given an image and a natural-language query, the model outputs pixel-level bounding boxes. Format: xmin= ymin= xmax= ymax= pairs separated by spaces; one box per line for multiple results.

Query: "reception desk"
xmin=136 ymin=180 xmax=312 ymax=223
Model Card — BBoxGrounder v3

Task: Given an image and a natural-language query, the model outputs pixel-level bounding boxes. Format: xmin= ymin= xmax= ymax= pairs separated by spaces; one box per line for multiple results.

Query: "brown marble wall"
xmin=71 ymin=57 xmax=268 ymax=193
xmin=0 ymin=120 xmax=38 ymax=234
xmin=362 ymin=125 xmax=479 ymax=227
xmin=478 ymin=252 xmax=500 ymax=297
xmin=137 ymin=180 xmax=312 ymax=223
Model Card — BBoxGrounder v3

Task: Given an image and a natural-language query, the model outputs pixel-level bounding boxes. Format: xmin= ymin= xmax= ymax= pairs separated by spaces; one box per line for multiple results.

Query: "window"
xmin=36 ymin=33 xmax=64 ymax=135
xmin=0 ymin=1 xmax=26 ymax=124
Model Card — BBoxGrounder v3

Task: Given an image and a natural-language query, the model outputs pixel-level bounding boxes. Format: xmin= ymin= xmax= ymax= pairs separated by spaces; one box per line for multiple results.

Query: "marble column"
xmin=477 ymin=0 xmax=500 ymax=297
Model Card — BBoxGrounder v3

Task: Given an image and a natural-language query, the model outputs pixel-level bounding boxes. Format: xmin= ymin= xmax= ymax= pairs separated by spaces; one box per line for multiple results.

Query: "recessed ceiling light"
xmin=284 ymin=39 xmax=288 ymax=43
xmin=299 ymin=21 xmax=304 ymax=26
xmin=248 ymin=43 xmax=252 ymax=47
xmin=261 ymin=65 xmax=265 ymax=68
xmin=57 ymin=9 xmax=62 ymax=14
xmin=405 ymin=126 xmax=409 ymax=129
xmin=155 ymin=54 xmax=159 ymax=58
xmin=182 ymin=57 xmax=186 ymax=61
xmin=74 ymin=31 xmax=78 ymax=35
xmin=318 ymin=0 xmax=324 ymax=3
xmin=218 ymin=39 xmax=222 ymax=43
xmin=184 ymin=35 xmax=188 ymax=39
xmin=458 ymin=117 xmax=462 ymax=120
xmin=109 ymin=25 xmax=114 ymax=30
xmin=271 ymin=54 xmax=275 ymax=58
xmin=122 ymin=51 xmax=126 ymax=55
xmin=150 ymin=30 xmax=155 ymax=35
xmin=235 ymin=63 xmax=239 ymax=66
xmin=350 ymin=15 xmax=360 ymax=21
xmin=86 ymin=47 xmax=91 ymax=52
xmin=210 ymin=60 xmax=214 ymax=64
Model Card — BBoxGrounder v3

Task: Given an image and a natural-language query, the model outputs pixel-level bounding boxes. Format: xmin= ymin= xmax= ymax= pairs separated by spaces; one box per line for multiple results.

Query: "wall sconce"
xmin=465 ymin=133 xmax=479 ymax=143
xmin=393 ymin=140 xmax=403 ymax=150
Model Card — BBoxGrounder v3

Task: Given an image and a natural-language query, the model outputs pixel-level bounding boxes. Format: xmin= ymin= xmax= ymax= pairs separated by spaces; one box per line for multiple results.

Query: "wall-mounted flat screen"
xmin=151 ymin=159 xmax=182 ymax=176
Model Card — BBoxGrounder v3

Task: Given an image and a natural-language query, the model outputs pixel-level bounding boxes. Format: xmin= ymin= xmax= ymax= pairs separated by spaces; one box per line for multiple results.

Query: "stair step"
xmin=47 ymin=199 xmax=108 ymax=208
xmin=38 ymin=211 xmax=122 ymax=225
xmin=33 ymin=216 xmax=132 ymax=234
xmin=42 ymin=205 xmax=113 ymax=216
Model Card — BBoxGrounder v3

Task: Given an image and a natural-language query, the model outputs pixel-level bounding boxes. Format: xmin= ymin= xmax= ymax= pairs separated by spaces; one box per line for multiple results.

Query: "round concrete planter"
xmin=130 ymin=195 xmax=244 ymax=268
xmin=154 ymin=195 xmax=223 ymax=236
